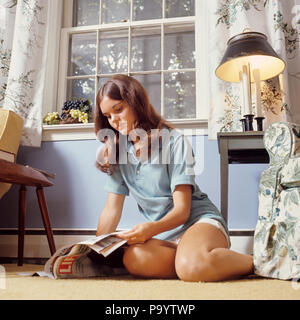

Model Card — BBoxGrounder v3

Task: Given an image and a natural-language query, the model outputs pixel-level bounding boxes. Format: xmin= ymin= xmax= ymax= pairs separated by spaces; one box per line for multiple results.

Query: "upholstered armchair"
xmin=254 ymin=122 xmax=300 ymax=280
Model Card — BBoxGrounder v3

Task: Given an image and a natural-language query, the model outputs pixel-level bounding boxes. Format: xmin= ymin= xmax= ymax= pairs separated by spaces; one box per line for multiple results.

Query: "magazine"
xmin=38 ymin=232 xmax=130 ymax=279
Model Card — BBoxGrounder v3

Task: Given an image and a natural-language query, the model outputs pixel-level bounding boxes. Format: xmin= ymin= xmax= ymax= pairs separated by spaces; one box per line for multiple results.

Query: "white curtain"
xmin=0 ymin=0 xmax=62 ymax=147
xmin=206 ymin=0 xmax=300 ymax=139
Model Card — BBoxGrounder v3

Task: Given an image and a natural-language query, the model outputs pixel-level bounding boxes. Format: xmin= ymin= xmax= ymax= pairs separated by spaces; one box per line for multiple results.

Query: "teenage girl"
xmin=94 ymin=74 xmax=253 ymax=282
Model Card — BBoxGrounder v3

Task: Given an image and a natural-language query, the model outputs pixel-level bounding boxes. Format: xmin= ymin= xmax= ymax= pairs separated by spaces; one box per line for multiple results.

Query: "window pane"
xmin=133 ymin=74 xmax=161 ymax=114
xmin=164 ymin=28 xmax=195 ymax=70
xmin=133 ymin=0 xmax=162 ymax=21
xmin=68 ymin=33 xmax=97 ymax=76
xmin=102 ymin=0 xmax=130 ymax=23
xmin=165 ymin=0 xmax=195 ymax=18
xmin=67 ymin=78 xmax=95 ymax=112
xmin=73 ymin=0 xmax=100 ymax=27
xmin=99 ymin=30 xmax=128 ymax=74
xmin=164 ymin=71 xmax=195 ymax=119
xmin=131 ymin=28 xmax=161 ymax=72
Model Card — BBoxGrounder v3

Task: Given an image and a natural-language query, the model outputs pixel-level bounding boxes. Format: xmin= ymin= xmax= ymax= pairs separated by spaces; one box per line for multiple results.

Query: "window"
xmin=43 ymin=0 xmax=207 ymax=141
xmin=58 ymin=0 xmax=209 ymax=121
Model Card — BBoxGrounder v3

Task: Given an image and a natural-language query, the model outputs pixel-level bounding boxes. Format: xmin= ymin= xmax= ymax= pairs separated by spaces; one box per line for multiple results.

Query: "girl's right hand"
xmin=116 ymin=222 xmax=157 ymax=244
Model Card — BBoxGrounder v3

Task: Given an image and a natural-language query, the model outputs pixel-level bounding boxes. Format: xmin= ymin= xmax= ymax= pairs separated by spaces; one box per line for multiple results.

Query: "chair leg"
xmin=36 ymin=187 xmax=56 ymax=255
xmin=18 ymin=185 xmax=26 ymax=266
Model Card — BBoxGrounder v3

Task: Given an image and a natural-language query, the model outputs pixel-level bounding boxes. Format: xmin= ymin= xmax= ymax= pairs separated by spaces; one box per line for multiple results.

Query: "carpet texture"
xmin=0 ymin=264 xmax=299 ymax=300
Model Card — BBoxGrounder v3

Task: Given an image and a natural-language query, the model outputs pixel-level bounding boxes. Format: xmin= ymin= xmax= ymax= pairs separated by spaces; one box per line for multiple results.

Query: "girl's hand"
xmin=116 ymin=222 xmax=157 ymax=244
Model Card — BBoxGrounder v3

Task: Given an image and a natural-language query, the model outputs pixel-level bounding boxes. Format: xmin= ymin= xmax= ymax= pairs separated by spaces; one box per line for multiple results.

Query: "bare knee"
xmin=122 ymin=240 xmax=177 ymax=279
xmin=122 ymin=244 xmax=148 ymax=277
xmin=175 ymin=251 xmax=216 ymax=282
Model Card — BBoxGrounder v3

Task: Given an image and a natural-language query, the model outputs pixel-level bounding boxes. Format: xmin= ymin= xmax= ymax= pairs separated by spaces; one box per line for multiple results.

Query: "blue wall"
xmin=0 ymin=136 xmax=268 ymax=230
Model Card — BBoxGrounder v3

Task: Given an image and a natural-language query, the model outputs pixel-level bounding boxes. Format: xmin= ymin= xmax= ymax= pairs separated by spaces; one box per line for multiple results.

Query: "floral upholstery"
xmin=254 ymin=122 xmax=300 ymax=280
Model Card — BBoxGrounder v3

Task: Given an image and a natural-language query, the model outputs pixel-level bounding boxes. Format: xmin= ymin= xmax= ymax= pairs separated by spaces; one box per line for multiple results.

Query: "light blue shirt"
xmin=104 ymin=129 xmax=227 ymax=241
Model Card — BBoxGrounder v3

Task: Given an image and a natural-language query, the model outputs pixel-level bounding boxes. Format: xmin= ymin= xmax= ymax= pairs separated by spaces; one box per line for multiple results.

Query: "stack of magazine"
xmin=38 ymin=232 xmax=130 ymax=279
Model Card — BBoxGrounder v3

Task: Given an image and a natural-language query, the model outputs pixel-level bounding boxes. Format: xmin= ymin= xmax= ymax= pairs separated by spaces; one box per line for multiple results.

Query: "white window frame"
xmin=42 ymin=0 xmax=208 ymax=141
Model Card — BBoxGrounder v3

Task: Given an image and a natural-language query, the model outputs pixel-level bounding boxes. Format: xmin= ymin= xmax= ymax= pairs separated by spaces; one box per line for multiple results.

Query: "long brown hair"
xmin=94 ymin=74 xmax=173 ymax=174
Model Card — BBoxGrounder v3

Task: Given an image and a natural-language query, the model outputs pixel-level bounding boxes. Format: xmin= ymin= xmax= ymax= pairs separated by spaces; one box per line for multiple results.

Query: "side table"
xmin=0 ymin=159 xmax=56 ymax=265
xmin=217 ymin=132 xmax=269 ymax=236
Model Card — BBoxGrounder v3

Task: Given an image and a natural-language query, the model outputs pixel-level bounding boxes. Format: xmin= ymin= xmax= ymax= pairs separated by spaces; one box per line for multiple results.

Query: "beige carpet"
xmin=0 ymin=264 xmax=299 ymax=300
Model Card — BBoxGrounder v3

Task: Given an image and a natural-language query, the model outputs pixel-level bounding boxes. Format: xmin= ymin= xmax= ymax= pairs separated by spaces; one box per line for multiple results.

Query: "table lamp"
xmin=215 ymin=31 xmax=285 ymax=131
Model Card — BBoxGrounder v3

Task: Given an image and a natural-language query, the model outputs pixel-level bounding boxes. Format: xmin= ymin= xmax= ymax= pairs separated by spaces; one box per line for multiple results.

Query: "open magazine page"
xmin=97 ymin=239 xmax=127 ymax=257
xmin=78 ymin=232 xmax=122 ymax=245
xmin=38 ymin=231 xmax=129 ymax=279
xmin=88 ymin=236 xmax=127 ymax=256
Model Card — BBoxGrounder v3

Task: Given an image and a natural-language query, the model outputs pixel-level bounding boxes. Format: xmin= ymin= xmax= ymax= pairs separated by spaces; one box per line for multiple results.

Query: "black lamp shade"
xmin=215 ymin=31 xmax=285 ymax=83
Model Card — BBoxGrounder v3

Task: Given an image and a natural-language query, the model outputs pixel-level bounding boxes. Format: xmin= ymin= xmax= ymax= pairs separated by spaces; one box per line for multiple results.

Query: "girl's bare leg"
xmin=122 ymin=224 xmax=253 ymax=282
xmin=175 ymin=223 xmax=254 ymax=282
xmin=122 ymin=239 xmax=177 ymax=279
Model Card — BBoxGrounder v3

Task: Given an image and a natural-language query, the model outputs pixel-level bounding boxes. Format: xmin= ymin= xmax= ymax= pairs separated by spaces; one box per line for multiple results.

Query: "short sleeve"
xmin=104 ymin=166 xmax=129 ymax=196
xmin=168 ymin=134 xmax=197 ymax=193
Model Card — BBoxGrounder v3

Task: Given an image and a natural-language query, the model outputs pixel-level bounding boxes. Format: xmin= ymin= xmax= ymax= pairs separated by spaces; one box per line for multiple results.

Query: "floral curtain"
xmin=206 ymin=0 xmax=300 ymax=139
xmin=0 ymin=0 xmax=49 ymax=147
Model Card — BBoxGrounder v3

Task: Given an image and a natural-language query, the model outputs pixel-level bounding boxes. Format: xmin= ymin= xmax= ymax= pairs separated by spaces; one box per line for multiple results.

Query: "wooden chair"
xmin=0 ymin=159 xmax=56 ymax=265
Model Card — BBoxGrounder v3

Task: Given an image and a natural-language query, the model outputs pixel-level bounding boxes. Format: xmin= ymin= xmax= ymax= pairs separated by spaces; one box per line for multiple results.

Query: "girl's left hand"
xmin=116 ymin=222 xmax=157 ymax=244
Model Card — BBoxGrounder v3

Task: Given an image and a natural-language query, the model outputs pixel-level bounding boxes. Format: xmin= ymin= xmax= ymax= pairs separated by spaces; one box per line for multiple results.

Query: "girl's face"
xmin=100 ymin=95 xmax=137 ymax=135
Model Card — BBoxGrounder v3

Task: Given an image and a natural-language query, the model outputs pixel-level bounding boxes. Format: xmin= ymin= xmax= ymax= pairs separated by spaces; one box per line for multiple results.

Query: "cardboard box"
xmin=0 ymin=109 xmax=24 ymax=199
xmin=0 ymin=109 xmax=24 ymax=154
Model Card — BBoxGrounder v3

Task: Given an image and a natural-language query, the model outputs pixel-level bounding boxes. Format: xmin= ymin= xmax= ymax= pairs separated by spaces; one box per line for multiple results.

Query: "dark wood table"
xmin=217 ymin=132 xmax=269 ymax=236
xmin=0 ymin=159 xmax=56 ymax=265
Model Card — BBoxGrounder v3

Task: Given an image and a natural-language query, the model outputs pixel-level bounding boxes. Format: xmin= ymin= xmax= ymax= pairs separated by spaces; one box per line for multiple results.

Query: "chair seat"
xmin=0 ymin=159 xmax=56 ymax=265
xmin=0 ymin=159 xmax=53 ymax=187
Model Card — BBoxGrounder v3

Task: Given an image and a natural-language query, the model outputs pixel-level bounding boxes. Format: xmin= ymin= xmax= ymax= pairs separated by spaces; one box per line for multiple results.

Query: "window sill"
xmin=42 ymin=120 xmax=208 ymax=142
